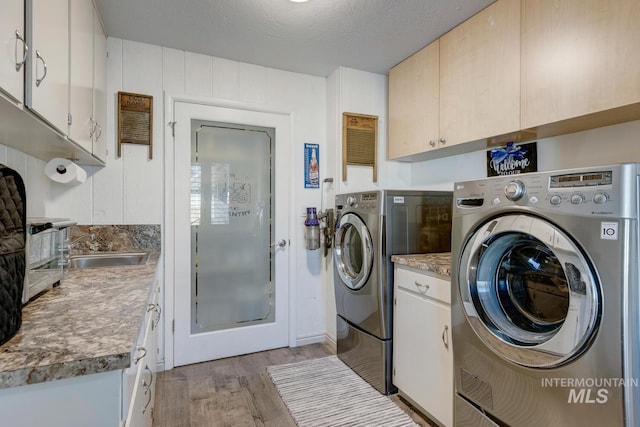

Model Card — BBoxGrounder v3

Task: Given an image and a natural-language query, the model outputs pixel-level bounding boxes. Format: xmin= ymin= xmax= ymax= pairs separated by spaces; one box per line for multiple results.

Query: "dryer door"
xmin=334 ymin=212 xmax=374 ymax=291
xmin=458 ymin=213 xmax=601 ymax=368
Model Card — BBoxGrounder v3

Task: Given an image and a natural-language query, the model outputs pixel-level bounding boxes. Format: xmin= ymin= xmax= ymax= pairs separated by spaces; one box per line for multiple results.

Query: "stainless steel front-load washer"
xmin=452 ymin=164 xmax=640 ymax=426
xmin=334 ymin=190 xmax=452 ymax=394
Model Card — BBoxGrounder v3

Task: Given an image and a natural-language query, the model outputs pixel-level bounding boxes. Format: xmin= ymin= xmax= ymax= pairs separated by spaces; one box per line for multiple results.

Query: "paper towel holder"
xmin=45 ymin=157 xmax=87 ymax=184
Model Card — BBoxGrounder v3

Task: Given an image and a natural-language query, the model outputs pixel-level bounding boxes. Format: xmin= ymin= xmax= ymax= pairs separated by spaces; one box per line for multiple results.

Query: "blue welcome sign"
xmin=487 ymin=141 xmax=537 ymax=177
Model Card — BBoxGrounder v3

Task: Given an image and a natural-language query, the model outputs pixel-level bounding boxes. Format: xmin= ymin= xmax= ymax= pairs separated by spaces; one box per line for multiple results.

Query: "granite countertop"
xmin=391 ymin=252 xmax=452 ymax=277
xmin=0 ymin=252 xmax=160 ymax=390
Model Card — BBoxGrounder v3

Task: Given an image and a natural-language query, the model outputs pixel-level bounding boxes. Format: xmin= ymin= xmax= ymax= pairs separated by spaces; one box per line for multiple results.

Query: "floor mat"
xmin=267 ymin=355 xmax=418 ymax=427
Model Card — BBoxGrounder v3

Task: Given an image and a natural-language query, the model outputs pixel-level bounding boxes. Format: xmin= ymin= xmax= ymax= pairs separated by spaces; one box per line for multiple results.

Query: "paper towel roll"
xmin=45 ymin=158 xmax=87 ymax=184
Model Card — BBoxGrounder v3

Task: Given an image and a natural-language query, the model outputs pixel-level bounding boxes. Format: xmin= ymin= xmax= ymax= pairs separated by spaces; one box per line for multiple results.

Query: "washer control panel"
xmin=546 ymin=169 xmax=612 ymax=207
xmin=454 ymin=164 xmax=637 ymax=218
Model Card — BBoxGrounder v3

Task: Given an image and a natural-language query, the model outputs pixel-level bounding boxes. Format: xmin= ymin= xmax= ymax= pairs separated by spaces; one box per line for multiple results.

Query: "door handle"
xmin=271 ymin=239 xmax=287 ymax=248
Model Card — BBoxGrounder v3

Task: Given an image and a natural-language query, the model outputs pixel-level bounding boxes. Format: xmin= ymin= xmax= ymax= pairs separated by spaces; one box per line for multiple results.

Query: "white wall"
xmin=323 ymin=66 xmax=413 ymax=342
xmin=96 ymin=39 xmax=329 ymax=359
xmin=330 ymin=67 xmax=412 ymax=194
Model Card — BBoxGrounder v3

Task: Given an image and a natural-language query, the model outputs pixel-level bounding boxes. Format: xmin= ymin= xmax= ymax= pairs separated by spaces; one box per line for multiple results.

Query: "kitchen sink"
xmin=69 ymin=252 xmax=149 ymax=269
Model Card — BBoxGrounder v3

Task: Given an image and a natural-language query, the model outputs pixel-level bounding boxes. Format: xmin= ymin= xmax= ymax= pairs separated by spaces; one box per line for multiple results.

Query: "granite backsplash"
xmin=70 ymin=224 xmax=161 ymax=254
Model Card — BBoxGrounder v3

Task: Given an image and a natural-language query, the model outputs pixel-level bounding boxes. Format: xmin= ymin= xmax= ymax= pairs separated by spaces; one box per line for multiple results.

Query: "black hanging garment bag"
xmin=0 ymin=164 xmax=26 ymax=346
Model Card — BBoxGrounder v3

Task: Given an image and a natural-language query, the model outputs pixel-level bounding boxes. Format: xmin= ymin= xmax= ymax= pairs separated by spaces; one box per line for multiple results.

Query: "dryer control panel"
xmin=336 ymin=191 xmax=381 ymax=214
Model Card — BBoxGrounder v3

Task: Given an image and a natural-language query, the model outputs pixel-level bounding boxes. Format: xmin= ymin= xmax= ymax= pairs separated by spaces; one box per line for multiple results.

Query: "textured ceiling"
xmin=93 ymin=0 xmax=495 ymax=77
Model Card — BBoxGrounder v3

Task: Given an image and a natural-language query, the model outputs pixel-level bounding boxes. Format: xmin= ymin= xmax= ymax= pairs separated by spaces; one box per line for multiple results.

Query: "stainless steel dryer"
xmin=452 ymin=164 xmax=640 ymax=426
xmin=334 ymin=190 xmax=452 ymax=394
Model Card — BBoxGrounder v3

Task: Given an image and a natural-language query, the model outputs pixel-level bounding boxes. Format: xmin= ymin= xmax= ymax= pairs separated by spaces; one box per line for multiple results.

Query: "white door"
xmin=173 ymin=101 xmax=290 ymax=366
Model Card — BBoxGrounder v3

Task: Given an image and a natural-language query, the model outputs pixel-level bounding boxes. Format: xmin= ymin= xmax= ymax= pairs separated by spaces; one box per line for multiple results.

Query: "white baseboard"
xmin=156 ymin=333 xmax=337 ymax=374
xmin=295 ymin=332 xmax=337 ymax=353
xmin=295 ymin=333 xmax=326 ymax=347
xmin=323 ymin=333 xmax=337 ymax=353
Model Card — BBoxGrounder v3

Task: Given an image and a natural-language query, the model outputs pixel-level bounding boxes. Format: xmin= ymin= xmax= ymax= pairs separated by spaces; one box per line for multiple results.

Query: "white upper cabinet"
xmin=15 ymin=0 xmax=107 ymax=165
xmin=92 ymin=10 xmax=108 ymax=162
xmin=0 ymin=0 xmax=26 ymax=105
xmin=69 ymin=0 xmax=95 ymax=152
xmin=26 ymin=0 xmax=70 ymax=136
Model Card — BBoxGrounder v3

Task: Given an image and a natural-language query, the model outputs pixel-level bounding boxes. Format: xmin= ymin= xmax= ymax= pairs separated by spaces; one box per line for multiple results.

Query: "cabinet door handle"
xmin=442 ymin=325 xmax=449 ymax=350
xmin=95 ymin=123 xmax=102 ymax=141
xmin=153 ymin=304 xmax=162 ymax=329
xmin=134 ymin=346 xmax=147 ymax=364
xmin=414 ymin=281 xmax=430 ymax=293
xmin=142 ymin=383 xmax=152 ymax=413
xmin=35 ymin=50 xmax=48 ymax=87
xmin=439 ymin=137 xmax=446 ymax=144
xmin=15 ymin=30 xmax=28 ymax=71
xmin=429 ymin=140 xmax=436 ymax=147
xmin=143 ymin=365 xmax=154 ymax=390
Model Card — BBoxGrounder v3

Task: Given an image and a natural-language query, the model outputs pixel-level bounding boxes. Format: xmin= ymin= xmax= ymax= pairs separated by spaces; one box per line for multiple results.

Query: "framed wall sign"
xmin=304 ymin=143 xmax=319 ymax=188
xmin=487 ymin=141 xmax=538 ymax=177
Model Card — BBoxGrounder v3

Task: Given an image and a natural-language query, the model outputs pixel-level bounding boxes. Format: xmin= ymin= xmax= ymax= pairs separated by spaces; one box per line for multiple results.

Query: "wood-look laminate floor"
xmin=152 ymin=343 xmax=436 ymax=427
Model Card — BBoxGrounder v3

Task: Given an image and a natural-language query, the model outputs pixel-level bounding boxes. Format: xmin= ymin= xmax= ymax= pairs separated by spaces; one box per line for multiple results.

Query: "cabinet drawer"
xmin=395 ymin=265 xmax=450 ymax=304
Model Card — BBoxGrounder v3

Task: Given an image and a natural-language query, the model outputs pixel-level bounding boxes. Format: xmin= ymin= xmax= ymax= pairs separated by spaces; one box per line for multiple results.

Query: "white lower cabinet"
xmin=0 ymin=282 xmax=160 ymax=427
xmin=0 ymin=370 xmax=122 ymax=427
xmin=393 ymin=265 xmax=453 ymax=427
xmin=124 ymin=281 xmax=160 ymax=427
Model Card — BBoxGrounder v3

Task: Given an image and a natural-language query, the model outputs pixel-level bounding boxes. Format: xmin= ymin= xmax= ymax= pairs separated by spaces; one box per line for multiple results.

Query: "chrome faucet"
xmin=59 ymin=233 xmax=96 ymax=268
xmin=61 ymin=233 xmax=95 ymax=254
xmin=70 ymin=233 xmax=95 ymax=245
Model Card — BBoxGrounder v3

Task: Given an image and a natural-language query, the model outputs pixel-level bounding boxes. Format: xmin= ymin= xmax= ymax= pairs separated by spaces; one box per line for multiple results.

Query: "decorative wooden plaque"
xmin=342 ymin=112 xmax=378 ymax=182
xmin=118 ymin=91 xmax=153 ymax=159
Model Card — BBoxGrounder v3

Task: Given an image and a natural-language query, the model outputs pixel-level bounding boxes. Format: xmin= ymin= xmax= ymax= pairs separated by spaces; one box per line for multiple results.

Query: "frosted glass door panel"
xmin=190 ymin=121 xmax=274 ymax=333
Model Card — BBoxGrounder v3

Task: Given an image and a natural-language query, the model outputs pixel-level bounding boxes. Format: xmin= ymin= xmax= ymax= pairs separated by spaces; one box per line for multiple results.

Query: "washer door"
xmin=458 ymin=214 xmax=601 ymax=368
xmin=334 ymin=212 xmax=374 ymax=291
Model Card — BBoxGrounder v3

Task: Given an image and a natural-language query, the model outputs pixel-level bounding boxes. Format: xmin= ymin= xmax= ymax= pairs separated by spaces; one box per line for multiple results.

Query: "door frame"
xmin=163 ymin=94 xmax=297 ymax=369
